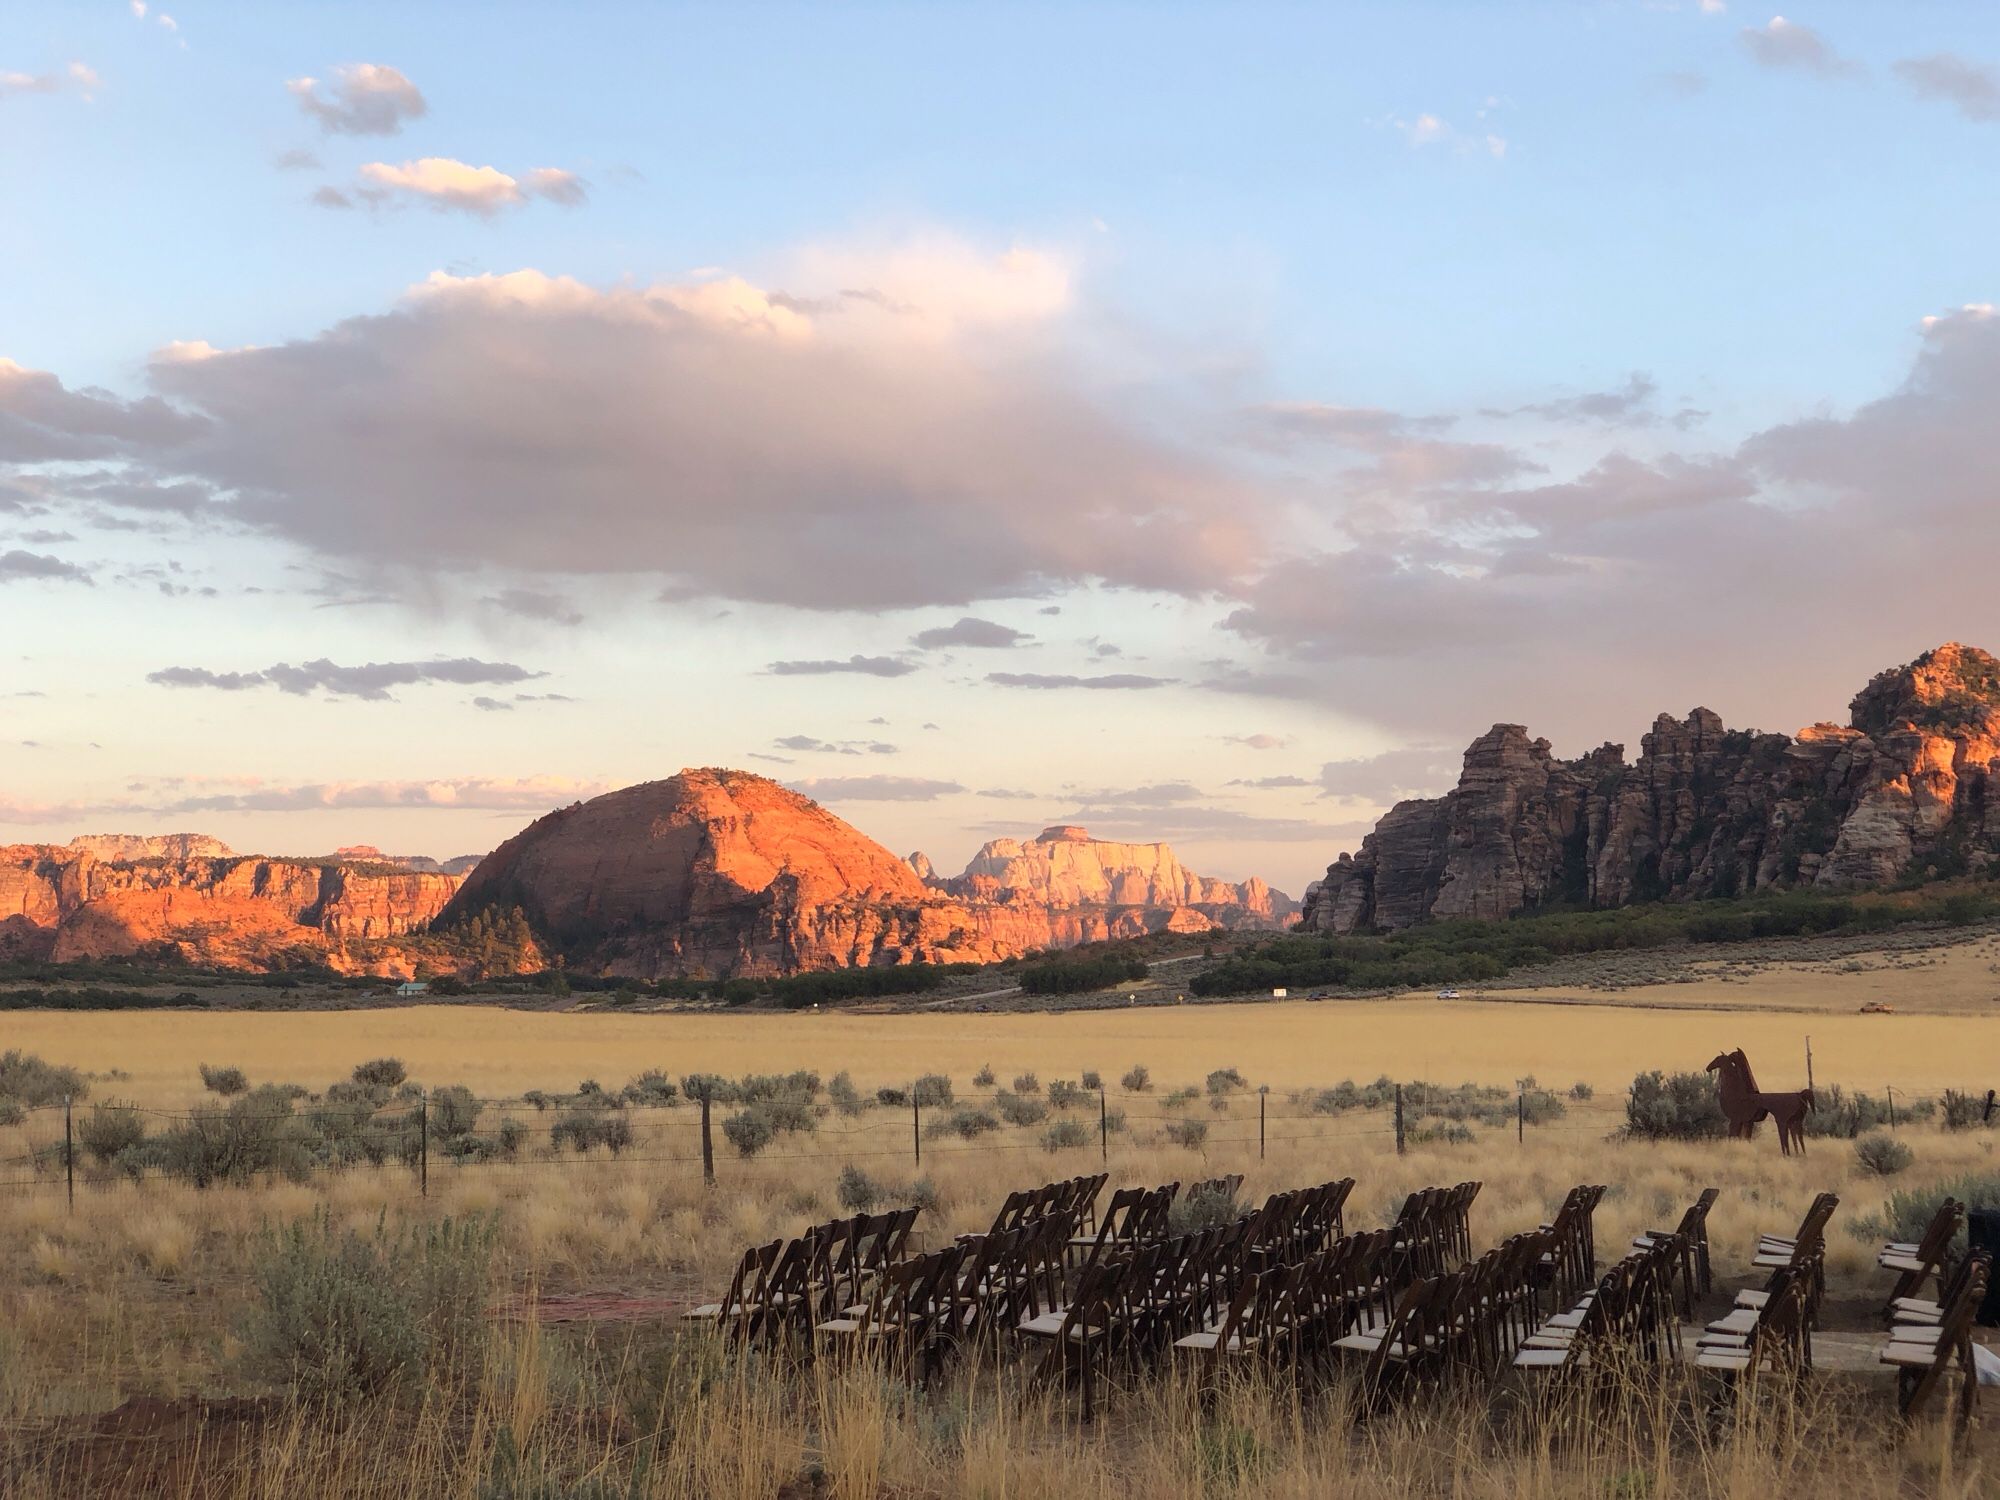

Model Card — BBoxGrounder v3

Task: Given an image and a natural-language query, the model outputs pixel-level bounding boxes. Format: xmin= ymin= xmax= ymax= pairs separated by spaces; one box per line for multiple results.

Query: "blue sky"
xmin=4 ymin=1 xmax=2000 ymax=894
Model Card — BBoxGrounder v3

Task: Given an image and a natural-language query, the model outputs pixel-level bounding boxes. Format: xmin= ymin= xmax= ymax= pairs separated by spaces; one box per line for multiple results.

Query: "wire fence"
xmin=3 ymin=1076 xmax=1994 ymax=1205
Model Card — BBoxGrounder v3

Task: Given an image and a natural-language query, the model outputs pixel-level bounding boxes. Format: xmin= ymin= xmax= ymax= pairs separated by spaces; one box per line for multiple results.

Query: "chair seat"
xmin=1878 ymin=1252 xmax=1927 ymax=1273
xmin=1735 ymin=1290 xmax=1770 ymax=1310
xmin=816 ymin=1317 xmax=864 ymax=1334
xmin=1514 ymin=1347 xmax=1580 ymax=1369
xmin=1706 ymin=1309 xmax=1759 ymax=1335
xmin=1017 ymin=1311 xmax=1071 ymax=1336
xmin=1886 ymin=1325 xmax=1944 ymax=1344
xmin=1544 ymin=1310 xmax=1587 ymax=1329
xmin=1175 ymin=1330 xmax=1256 ymax=1353
xmin=1751 ymin=1253 xmax=1801 ymax=1270
xmin=1880 ymin=1343 xmax=1948 ymax=1369
xmin=1694 ymin=1350 xmax=1753 ymax=1372
xmin=1883 ymin=1241 xmax=1921 ymax=1255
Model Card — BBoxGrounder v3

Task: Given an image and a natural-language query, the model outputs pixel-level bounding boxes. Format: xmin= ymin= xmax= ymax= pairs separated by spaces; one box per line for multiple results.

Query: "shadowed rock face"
xmin=1299 ymin=643 xmax=2000 ymax=933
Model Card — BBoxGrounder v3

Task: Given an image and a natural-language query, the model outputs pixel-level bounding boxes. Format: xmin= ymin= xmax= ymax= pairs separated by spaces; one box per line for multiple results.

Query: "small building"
xmin=396 ymin=980 xmax=430 ymax=997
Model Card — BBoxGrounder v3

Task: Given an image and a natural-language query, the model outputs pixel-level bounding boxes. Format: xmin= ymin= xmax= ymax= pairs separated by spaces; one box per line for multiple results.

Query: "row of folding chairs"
xmin=1631 ymin=1187 xmax=1717 ymax=1318
xmin=1335 ymin=1229 xmax=1550 ymax=1398
xmin=1246 ymin=1178 xmax=1353 ymax=1267
xmin=1535 ymin=1184 xmax=1605 ymax=1307
xmin=1179 ymin=1227 xmax=1394 ymax=1377
xmin=1514 ymin=1230 xmax=1685 ymax=1384
xmin=1744 ymin=1190 xmax=1838 ymax=1331
xmin=1879 ymin=1247 xmax=1992 ymax=1433
xmin=978 ymin=1173 xmax=1107 ymax=1240
xmin=685 ymin=1206 xmax=920 ymax=1342
xmin=1069 ymin=1180 xmax=1180 ymax=1269
xmin=1877 ymin=1196 xmax=1962 ymax=1316
xmin=1389 ymin=1181 xmax=1482 ymax=1281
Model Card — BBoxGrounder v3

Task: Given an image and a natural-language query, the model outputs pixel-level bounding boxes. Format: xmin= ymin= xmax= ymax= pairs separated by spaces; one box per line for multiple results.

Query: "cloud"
xmin=1894 ymin=53 xmax=2000 ymax=122
xmin=910 ymin=616 xmax=1031 ymax=649
xmin=0 ymin=774 xmax=603 ymax=825
xmin=1226 ymin=775 xmax=1314 ymax=789
xmin=482 ymin=587 xmax=583 ymax=625
xmin=1316 ymin=746 xmax=1460 ymax=804
xmin=310 ymin=186 xmax=354 ymax=210
xmin=1384 ymin=111 xmax=1507 ymax=159
xmin=274 ymin=148 xmax=322 ymax=171
xmin=1740 ymin=17 xmax=1856 ymax=77
xmin=774 ymin=734 xmax=897 ymax=756
xmin=1 ymin=62 xmax=99 ymax=101
xmin=975 ymin=787 xmax=1043 ymax=800
xmin=146 ymin=657 xmax=543 ymax=700
xmin=985 ymin=671 xmax=1174 ymax=690
xmin=0 ymin=358 xmax=204 ymax=462
xmin=0 ymin=550 xmax=91 ymax=584
xmin=1247 ymin=402 xmax=1535 ymax=493
xmin=789 ymin=774 xmax=965 ymax=802
xmin=1072 ymin=781 xmax=1203 ymax=806
xmin=1483 ymin=373 xmax=1659 ymax=425
xmin=287 ymin=64 xmax=427 ymax=135
xmin=354 ymin=158 xmax=586 ymax=217
xmin=767 ymin=655 xmax=918 ymax=677
xmin=1223 ymin=733 xmax=1290 ymax=750
xmin=106 ymin=250 xmax=1262 ymax=611
xmin=470 ymin=695 xmax=513 ymax=711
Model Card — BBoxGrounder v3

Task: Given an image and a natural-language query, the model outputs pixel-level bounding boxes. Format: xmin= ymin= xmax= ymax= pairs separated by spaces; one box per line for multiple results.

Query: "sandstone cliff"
xmin=913 ymin=824 xmax=1298 ymax=946
xmin=1299 ymin=643 xmax=2000 ymax=933
xmin=439 ymin=769 xmax=1006 ymax=978
xmin=0 ymin=844 xmax=461 ymax=969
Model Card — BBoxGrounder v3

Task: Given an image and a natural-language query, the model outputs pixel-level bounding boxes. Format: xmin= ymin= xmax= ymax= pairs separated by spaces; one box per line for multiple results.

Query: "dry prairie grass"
xmin=2 ymin=1005 xmax=1998 ymax=1496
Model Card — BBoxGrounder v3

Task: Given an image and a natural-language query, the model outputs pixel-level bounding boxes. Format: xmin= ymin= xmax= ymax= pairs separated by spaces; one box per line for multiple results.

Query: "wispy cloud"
xmin=790 ymin=775 xmax=965 ymax=802
xmin=288 ymin=64 xmax=427 ymax=135
xmin=1740 ymin=16 xmax=1857 ymax=77
xmin=911 ymin=616 xmax=1031 ymax=649
xmin=767 ymin=655 xmax=918 ymax=678
xmin=349 ymin=158 xmax=587 ymax=216
xmin=147 ymin=657 xmax=544 ymax=701
xmin=1894 ymin=53 xmax=2000 ymax=122
xmin=985 ymin=672 xmax=1174 ymax=690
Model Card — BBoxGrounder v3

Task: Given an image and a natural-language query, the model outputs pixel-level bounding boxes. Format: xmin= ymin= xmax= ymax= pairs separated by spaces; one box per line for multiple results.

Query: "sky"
xmin=4 ymin=1 xmax=2000 ymax=896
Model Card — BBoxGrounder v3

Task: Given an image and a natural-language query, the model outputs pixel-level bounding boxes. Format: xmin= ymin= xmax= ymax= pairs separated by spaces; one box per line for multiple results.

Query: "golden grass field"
xmin=4 ymin=978 xmax=2000 ymax=1495
xmin=3 ymin=992 xmax=1996 ymax=1105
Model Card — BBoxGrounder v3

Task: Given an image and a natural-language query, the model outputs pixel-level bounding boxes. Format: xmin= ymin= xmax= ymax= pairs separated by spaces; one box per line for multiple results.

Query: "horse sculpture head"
xmin=1704 ymin=1051 xmax=1739 ymax=1075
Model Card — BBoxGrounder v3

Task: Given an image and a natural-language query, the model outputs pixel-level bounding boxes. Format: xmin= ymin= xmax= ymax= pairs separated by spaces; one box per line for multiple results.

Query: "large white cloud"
xmin=95 ymin=248 xmax=1262 ymax=611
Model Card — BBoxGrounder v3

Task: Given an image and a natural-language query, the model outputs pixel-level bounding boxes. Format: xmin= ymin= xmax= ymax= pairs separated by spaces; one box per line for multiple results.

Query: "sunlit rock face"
xmin=916 ymin=824 xmax=1299 ymax=947
xmin=0 ymin=843 xmax=461 ymax=969
xmin=1298 ymin=643 xmax=2000 ymax=933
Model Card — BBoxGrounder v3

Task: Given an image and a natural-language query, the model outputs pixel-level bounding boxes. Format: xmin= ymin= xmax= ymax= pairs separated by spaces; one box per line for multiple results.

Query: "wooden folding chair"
xmin=1880 ymin=1249 xmax=1990 ymax=1435
xmin=1879 ymin=1197 xmax=1962 ymax=1315
xmin=1020 ymin=1255 xmax=1130 ymax=1420
xmin=1633 ymin=1187 xmax=1718 ymax=1318
xmin=683 ymin=1237 xmax=782 ymax=1340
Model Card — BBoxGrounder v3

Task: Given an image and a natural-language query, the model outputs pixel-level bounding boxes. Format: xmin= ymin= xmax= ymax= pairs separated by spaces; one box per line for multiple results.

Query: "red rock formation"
xmin=1299 ymin=643 xmax=2000 ymax=933
xmin=0 ymin=843 xmax=460 ymax=969
xmin=914 ymin=825 xmax=1298 ymax=945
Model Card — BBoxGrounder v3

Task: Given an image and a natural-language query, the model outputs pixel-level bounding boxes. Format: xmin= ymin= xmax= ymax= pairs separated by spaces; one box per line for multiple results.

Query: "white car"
xmin=1435 ymin=987 xmax=1461 ymax=1000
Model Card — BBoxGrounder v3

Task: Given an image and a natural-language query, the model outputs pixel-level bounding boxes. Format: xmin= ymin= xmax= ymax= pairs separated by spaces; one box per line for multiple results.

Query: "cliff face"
xmin=914 ymin=824 xmax=1299 ymax=946
xmin=1300 ymin=643 xmax=2000 ymax=933
xmin=442 ymin=774 xmax=1300 ymax=979
xmin=440 ymin=769 xmax=1011 ymax=978
xmin=0 ymin=844 xmax=461 ymax=969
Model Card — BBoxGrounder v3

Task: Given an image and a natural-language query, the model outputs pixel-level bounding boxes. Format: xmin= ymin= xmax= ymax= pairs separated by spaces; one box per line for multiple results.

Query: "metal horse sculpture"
xmin=1706 ymin=1048 xmax=1814 ymax=1157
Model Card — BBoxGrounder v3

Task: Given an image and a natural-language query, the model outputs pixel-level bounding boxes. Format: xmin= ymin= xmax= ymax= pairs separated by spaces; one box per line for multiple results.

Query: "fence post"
xmin=1985 ymin=1089 xmax=1996 ymax=1126
xmin=1887 ymin=1086 xmax=1896 ymax=1130
xmin=912 ymin=1090 xmax=922 ymax=1169
xmin=1394 ymin=1084 xmax=1406 ymax=1156
xmin=1518 ymin=1091 xmax=1525 ymax=1144
xmin=700 ymin=1084 xmax=715 ymax=1185
xmin=64 ymin=1094 xmax=74 ymax=1214
xmin=1259 ymin=1089 xmax=1266 ymax=1160
xmin=418 ymin=1092 xmax=428 ymax=1198
xmin=1099 ymin=1086 xmax=1108 ymax=1163
xmin=1805 ymin=1035 xmax=1814 ymax=1095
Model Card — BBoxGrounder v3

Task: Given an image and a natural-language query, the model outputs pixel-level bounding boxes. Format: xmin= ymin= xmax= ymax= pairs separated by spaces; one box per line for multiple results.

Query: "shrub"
xmin=494 ymin=1118 xmax=526 ymax=1159
xmin=1568 ymin=1081 xmax=1594 ymax=1101
xmin=1942 ymin=1089 xmax=1991 ymax=1130
xmin=876 ymin=1086 xmax=909 ymax=1108
xmin=827 ymin=1071 xmax=864 ymax=1115
xmin=837 ymin=1163 xmax=880 ymax=1211
xmin=1170 ymin=1178 xmax=1240 ymax=1232
xmin=722 ymin=1109 xmax=774 ymax=1157
xmin=1805 ymin=1085 xmax=1895 ymax=1139
xmin=350 ymin=1058 xmax=407 ymax=1090
xmin=1164 ymin=1086 xmax=1199 ymax=1110
xmin=240 ymin=1210 xmax=494 ymax=1404
xmin=551 ymin=1106 xmax=633 ymax=1155
xmin=1855 ymin=1172 xmax=2000 ymax=1249
xmin=199 ymin=1064 xmax=249 ymax=1097
xmin=929 ymin=1107 xmax=1000 ymax=1140
xmin=1103 ymin=1108 xmax=1128 ymax=1134
xmin=77 ymin=1101 xmax=146 ymax=1165
xmin=1855 ymin=1132 xmax=1914 ymax=1177
xmin=1164 ymin=1118 xmax=1209 ymax=1150
xmin=1518 ymin=1088 xmax=1568 ymax=1127
xmin=995 ymin=1092 xmax=1049 ymax=1127
xmin=1121 ymin=1064 xmax=1152 ymax=1093
xmin=0 ymin=1050 xmax=87 ymax=1107
xmin=1080 ymin=1070 xmax=1103 ymax=1091
xmin=911 ymin=1074 xmax=954 ymax=1108
xmin=154 ymin=1085 xmax=321 ymax=1187
xmin=1047 ymin=1078 xmax=1090 ymax=1111
xmin=1019 ymin=953 xmax=1148 ymax=994
xmin=681 ymin=1073 xmax=735 ymax=1105
xmin=1624 ymin=1070 xmax=1729 ymax=1140
xmin=1011 ymin=1072 xmax=1041 ymax=1095
xmin=619 ymin=1071 xmax=677 ymax=1106
xmin=1411 ymin=1121 xmax=1475 ymax=1146
xmin=1042 ymin=1118 xmax=1091 ymax=1152
xmin=1206 ymin=1067 xmax=1247 ymax=1095
xmin=428 ymin=1085 xmax=481 ymax=1141
xmin=0 ymin=1097 xmax=22 ymax=1128
xmin=972 ymin=1064 xmax=996 ymax=1088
